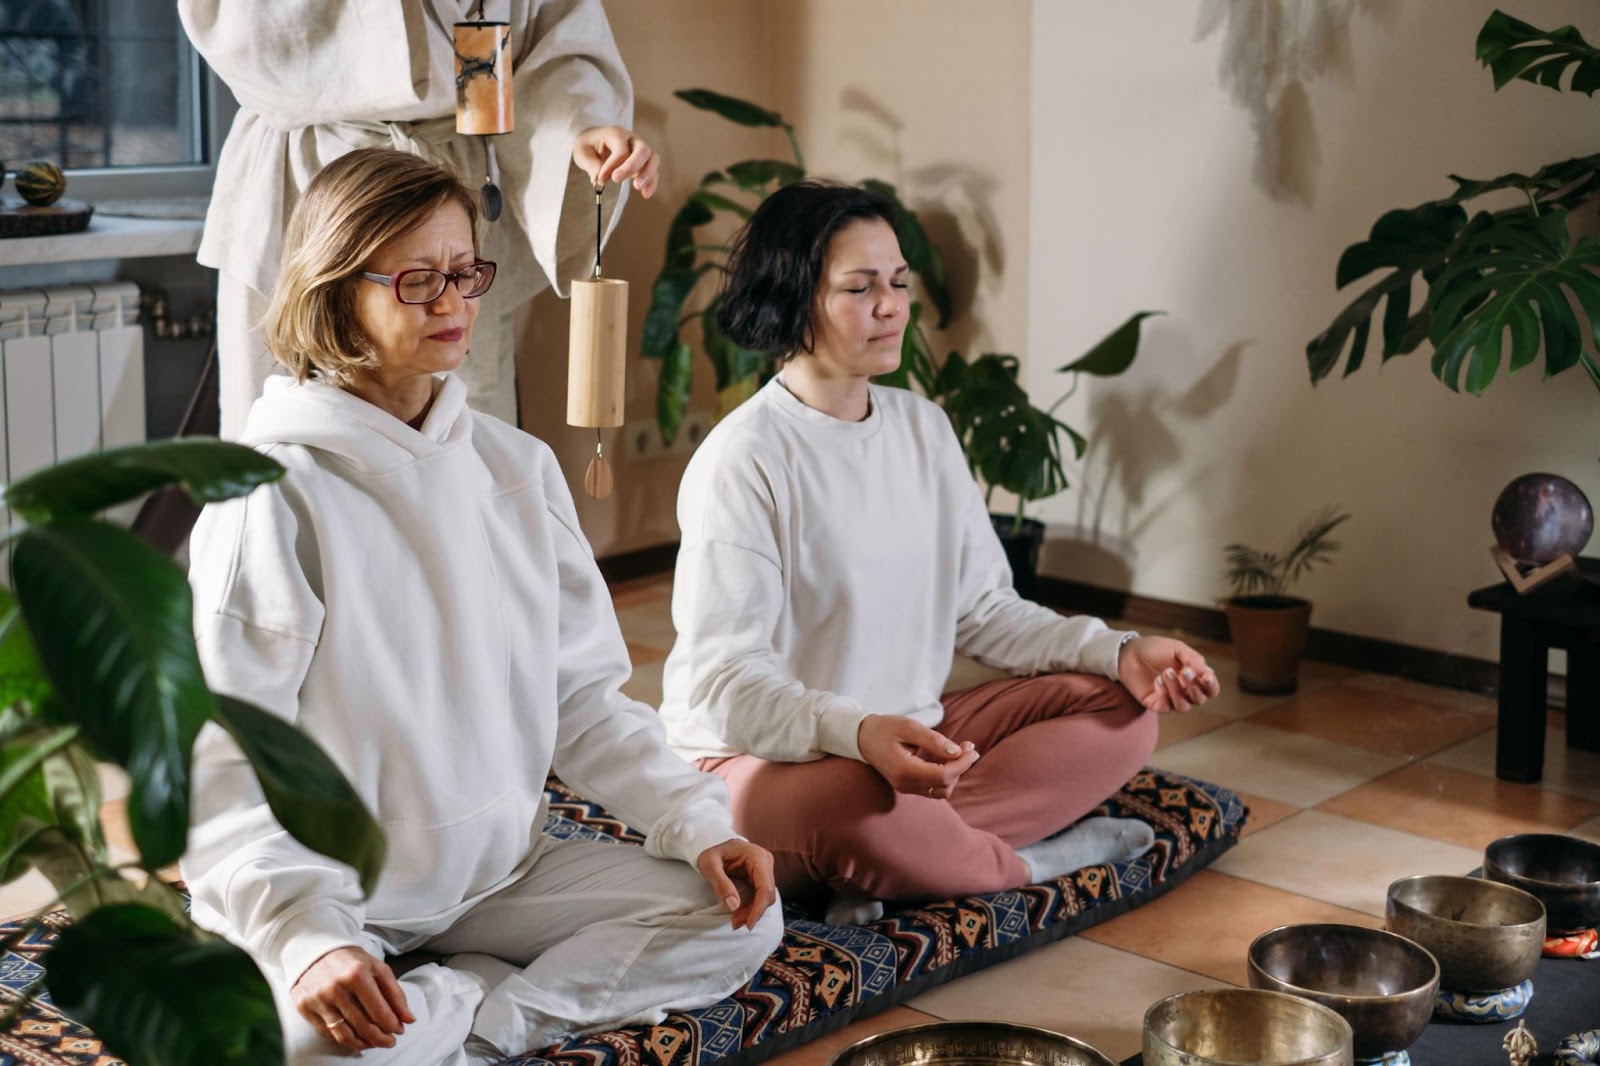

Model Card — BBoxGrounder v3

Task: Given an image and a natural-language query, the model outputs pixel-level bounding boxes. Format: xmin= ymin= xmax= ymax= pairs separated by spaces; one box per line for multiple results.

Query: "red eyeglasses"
xmin=359 ymin=260 xmax=497 ymax=304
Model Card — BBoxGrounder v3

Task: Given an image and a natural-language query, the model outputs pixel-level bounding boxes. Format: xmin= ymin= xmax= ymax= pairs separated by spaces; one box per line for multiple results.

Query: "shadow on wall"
xmin=1050 ymin=340 xmax=1248 ymax=584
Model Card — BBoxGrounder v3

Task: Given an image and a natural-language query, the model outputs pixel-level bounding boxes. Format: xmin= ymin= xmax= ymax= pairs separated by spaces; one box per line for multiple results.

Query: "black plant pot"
xmin=990 ymin=514 xmax=1046 ymax=601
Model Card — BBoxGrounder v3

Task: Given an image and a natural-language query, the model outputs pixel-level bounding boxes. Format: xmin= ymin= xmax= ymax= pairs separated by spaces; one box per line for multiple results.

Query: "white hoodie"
xmin=181 ymin=374 xmax=737 ymax=987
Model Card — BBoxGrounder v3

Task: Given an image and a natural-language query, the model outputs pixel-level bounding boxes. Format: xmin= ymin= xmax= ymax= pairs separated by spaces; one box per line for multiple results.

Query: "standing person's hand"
xmin=292 ymin=945 xmax=415 ymax=1051
xmin=574 ymin=126 xmax=659 ymax=198
xmin=697 ymin=839 xmax=778 ymax=930
xmin=857 ymin=715 xmax=980 ymax=800
xmin=1118 ymin=636 xmax=1221 ymax=713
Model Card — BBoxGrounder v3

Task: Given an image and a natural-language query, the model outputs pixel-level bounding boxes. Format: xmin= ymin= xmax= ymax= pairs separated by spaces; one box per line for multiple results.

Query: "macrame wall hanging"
xmin=1196 ymin=0 xmax=1365 ymax=203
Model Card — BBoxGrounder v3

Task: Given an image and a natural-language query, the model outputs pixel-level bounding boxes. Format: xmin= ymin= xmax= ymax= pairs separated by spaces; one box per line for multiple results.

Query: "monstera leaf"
xmin=1477 ymin=9 xmax=1600 ymax=94
xmin=1427 ymin=208 xmax=1600 ymax=394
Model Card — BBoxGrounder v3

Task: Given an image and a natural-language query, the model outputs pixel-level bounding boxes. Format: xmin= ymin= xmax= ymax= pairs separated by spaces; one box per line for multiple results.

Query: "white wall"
xmin=1029 ymin=0 xmax=1600 ymax=662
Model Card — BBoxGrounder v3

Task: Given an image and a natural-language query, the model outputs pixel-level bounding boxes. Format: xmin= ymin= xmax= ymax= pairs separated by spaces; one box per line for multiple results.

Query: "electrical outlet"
xmin=622 ymin=411 xmax=713 ymax=462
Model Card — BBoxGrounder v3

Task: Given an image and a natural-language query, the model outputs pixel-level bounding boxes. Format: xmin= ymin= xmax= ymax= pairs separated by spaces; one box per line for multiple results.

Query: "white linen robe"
xmin=179 ymin=0 xmax=631 ymax=432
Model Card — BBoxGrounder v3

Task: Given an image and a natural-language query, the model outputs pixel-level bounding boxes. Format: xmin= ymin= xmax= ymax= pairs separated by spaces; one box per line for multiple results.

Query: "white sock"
xmin=1015 ymin=817 xmax=1155 ymax=883
xmin=824 ymin=888 xmax=885 ymax=925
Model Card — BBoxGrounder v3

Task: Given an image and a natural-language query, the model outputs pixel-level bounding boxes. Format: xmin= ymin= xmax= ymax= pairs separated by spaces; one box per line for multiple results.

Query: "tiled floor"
xmin=13 ymin=572 xmax=1592 ymax=1065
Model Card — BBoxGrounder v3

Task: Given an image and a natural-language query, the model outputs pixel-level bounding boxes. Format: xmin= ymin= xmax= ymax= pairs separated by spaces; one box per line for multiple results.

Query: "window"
xmin=0 ymin=0 xmax=224 ymax=197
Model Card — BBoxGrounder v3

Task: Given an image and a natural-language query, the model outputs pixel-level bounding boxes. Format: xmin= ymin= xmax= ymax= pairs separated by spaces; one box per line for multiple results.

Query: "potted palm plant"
xmin=1224 ymin=507 xmax=1353 ymax=694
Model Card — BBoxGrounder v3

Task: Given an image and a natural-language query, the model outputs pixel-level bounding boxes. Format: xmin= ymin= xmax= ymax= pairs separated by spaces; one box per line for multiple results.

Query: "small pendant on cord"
xmin=584 ymin=432 xmax=614 ymax=499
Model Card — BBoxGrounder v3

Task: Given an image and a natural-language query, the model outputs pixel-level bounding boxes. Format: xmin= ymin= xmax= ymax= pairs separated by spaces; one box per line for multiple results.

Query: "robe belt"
xmin=322 ymin=116 xmax=461 ymax=160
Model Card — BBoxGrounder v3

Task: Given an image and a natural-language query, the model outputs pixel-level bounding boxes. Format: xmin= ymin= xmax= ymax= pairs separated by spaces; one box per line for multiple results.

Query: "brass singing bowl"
xmin=1142 ymin=988 xmax=1353 ymax=1066
xmin=829 ymin=1021 xmax=1117 ymax=1066
xmin=1385 ymin=874 xmax=1546 ymax=992
xmin=1246 ymin=924 xmax=1437 ymax=1062
xmin=1484 ymin=833 xmax=1600 ymax=935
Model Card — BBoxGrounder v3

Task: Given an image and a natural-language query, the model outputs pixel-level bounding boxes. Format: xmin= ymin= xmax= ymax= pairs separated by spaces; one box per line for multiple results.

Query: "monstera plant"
xmin=0 ymin=439 xmax=384 ymax=1066
xmin=1308 ymin=10 xmax=1600 ymax=399
xmin=641 ymin=88 xmax=952 ymax=443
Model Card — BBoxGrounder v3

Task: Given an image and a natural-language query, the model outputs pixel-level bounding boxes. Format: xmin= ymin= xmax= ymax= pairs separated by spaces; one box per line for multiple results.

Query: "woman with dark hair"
xmin=657 ymin=181 xmax=1221 ymax=923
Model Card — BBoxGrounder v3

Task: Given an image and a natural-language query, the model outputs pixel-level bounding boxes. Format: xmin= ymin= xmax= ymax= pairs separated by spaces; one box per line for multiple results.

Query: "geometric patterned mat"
xmin=0 ymin=767 xmax=1246 ymax=1066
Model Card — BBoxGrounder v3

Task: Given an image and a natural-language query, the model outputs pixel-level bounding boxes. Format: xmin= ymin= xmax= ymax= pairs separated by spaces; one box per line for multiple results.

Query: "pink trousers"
xmin=698 ymin=673 xmax=1158 ymax=905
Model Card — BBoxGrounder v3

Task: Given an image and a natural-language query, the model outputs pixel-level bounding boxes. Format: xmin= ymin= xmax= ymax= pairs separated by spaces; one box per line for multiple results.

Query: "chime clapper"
xmin=568 ymin=183 xmax=627 ymax=499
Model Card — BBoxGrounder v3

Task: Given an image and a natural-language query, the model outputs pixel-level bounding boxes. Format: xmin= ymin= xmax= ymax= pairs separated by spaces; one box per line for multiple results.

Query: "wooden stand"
xmin=1491 ymin=546 xmax=1580 ymax=594
xmin=0 ymin=197 xmax=92 ymax=239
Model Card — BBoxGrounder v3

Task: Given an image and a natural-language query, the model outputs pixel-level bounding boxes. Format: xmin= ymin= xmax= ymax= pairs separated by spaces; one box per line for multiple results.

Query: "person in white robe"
xmin=178 ymin=0 xmax=655 ymax=433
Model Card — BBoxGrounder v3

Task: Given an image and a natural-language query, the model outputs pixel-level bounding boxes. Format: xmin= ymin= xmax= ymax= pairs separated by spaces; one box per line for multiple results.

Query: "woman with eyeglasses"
xmin=182 ymin=148 xmax=781 ymax=1066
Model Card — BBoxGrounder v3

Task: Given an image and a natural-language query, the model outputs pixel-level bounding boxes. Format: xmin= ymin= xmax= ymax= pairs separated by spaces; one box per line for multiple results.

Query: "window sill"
xmin=0 ymin=214 xmax=203 ymax=268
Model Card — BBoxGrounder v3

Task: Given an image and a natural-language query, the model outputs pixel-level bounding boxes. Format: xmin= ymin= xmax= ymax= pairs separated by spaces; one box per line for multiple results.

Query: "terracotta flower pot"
xmin=1224 ymin=595 xmax=1313 ymax=695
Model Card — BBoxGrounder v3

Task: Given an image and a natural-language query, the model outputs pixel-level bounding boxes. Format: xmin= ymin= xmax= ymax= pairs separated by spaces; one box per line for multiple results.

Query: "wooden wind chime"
xmin=454 ymin=2 xmax=624 ymax=500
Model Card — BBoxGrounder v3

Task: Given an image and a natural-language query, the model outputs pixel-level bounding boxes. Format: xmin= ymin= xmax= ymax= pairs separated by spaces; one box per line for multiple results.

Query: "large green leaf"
xmin=859 ymin=179 xmax=952 ymax=328
xmin=45 ymin=904 xmax=283 ymax=1066
xmin=1477 ymin=10 xmax=1600 ymax=95
xmin=657 ymin=341 xmax=693 ymax=445
xmin=724 ymin=159 xmax=806 ymax=190
xmin=1307 ymin=205 xmax=1481 ymax=383
xmin=675 ymin=89 xmax=786 ymax=128
xmin=11 ymin=522 xmax=214 ymax=869
xmin=689 ymin=189 xmax=753 ymax=221
xmin=213 ymin=696 xmax=386 ymax=898
xmin=1057 ymin=311 xmax=1162 ymax=376
xmin=4 ymin=439 xmax=283 ymax=524
xmin=1427 ymin=209 xmax=1600 ymax=394
xmin=641 ymin=265 xmax=712 ymax=358
xmin=0 ymin=588 xmax=52 ymax=711
xmin=941 ymin=354 xmax=1079 ymax=503
xmin=663 ymin=198 xmax=714 ymax=271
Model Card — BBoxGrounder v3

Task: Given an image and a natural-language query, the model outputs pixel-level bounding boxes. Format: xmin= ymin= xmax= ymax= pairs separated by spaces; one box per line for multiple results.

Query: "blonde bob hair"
xmin=265 ymin=147 xmax=480 ymax=386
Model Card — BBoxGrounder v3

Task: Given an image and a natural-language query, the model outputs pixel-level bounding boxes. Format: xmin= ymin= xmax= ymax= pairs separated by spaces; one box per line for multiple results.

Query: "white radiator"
xmin=0 ymin=283 xmax=145 ymax=531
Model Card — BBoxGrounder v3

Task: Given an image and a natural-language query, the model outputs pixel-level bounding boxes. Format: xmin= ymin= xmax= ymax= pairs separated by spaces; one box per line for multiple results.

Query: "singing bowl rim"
xmin=827 ymin=1020 xmax=1118 ymax=1066
xmin=1141 ymin=988 xmax=1354 ymax=1066
xmin=1386 ymin=873 xmax=1547 ymax=932
xmin=1246 ymin=923 xmax=1441 ymax=1004
xmin=1484 ymin=833 xmax=1600 ymax=890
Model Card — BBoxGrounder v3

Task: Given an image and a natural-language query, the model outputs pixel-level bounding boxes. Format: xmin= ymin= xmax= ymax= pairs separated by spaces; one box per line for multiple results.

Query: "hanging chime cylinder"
xmin=453 ymin=21 xmax=514 ymax=135
xmin=567 ymin=278 xmax=627 ymax=429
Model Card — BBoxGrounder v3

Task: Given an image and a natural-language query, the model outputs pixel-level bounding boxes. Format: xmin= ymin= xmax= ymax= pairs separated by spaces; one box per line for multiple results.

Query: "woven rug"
xmin=0 ymin=768 xmax=1246 ymax=1066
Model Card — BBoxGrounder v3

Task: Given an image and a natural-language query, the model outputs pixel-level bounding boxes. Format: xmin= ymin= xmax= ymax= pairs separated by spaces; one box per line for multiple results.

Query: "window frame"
xmin=47 ymin=44 xmax=235 ymax=202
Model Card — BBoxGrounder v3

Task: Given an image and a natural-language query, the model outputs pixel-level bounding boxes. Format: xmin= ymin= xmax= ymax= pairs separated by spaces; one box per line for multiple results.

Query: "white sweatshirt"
xmin=182 ymin=374 xmax=737 ymax=986
xmin=659 ymin=379 xmax=1133 ymax=764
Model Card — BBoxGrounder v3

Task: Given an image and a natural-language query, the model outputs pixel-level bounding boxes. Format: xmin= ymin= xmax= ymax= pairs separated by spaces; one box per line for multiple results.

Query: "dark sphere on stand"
xmin=1492 ymin=473 xmax=1593 ymax=565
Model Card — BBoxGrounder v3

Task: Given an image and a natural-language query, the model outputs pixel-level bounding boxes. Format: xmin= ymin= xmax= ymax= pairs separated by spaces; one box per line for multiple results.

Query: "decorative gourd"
xmin=15 ymin=161 xmax=66 ymax=207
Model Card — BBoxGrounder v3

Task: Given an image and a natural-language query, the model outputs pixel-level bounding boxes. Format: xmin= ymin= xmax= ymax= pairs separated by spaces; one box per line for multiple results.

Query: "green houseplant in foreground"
xmin=1308 ymin=9 xmax=1600 ymax=403
xmin=1223 ymin=506 xmax=1352 ymax=695
xmin=0 ymin=439 xmax=385 ymax=1066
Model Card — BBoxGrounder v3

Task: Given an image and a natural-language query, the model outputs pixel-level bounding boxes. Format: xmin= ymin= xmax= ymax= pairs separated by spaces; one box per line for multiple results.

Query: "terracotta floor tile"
xmin=97 ymin=761 xmax=130 ymax=803
xmin=1341 ymin=673 xmax=1496 ymax=715
xmin=1154 ymin=708 xmax=1233 ymax=750
xmin=1212 ymin=811 xmax=1482 ymax=916
xmin=621 ymin=660 xmax=665 ymax=709
xmin=1251 ymin=683 xmax=1494 ymax=758
xmin=758 ymin=1006 xmax=942 ymax=1066
xmin=909 ymin=937 xmax=1228 ymax=1062
xmin=1190 ymin=657 xmax=1324 ymax=721
xmin=626 ymin=641 xmax=669 ymax=667
xmin=609 ymin=582 xmax=672 ymax=611
xmin=1429 ymin=711 xmax=1600 ymax=803
xmin=1149 ymin=722 xmax=1406 ymax=807
xmin=1317 ymin=762 xmax=1600 ymax=849
xmin=100 ymin=798 xmax=134 ymax=854
xmin=1571 ymin=814 xmax=1600 ymax=844
xmin=1080 ymin=870 xmax=1382 ymax=986
xmin=1234 ymin=792 xmax=1301 ymax=837
xmin=612 ymin=600 xmax=679 ymax=652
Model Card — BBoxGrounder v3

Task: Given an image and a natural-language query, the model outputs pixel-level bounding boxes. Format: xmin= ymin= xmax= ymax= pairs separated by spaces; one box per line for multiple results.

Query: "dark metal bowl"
xmin=830 ymin=1021 xmax=1117 ymax=1066
xmin=1484 ymin=833 xmax=1600 ymax=934
xmin=1246 ymin=924 xmax=1438 ymax=1062
xmin=1386 ymin=874 xmax=1546 ymax=992
xmin=1142 ymin=989 xmax=1353 ymax=1066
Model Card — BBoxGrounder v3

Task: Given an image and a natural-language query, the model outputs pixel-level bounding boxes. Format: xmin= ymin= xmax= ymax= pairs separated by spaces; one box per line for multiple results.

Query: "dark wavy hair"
xmin=716 ymin=181 xmax=898 ymax=358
